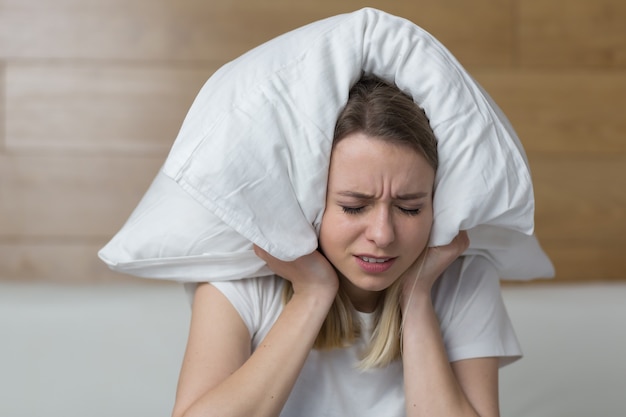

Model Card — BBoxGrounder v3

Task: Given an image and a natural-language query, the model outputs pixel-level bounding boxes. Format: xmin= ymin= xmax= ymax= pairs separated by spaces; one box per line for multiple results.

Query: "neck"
xmin=338 ymin=274 xmax=382 ymax=313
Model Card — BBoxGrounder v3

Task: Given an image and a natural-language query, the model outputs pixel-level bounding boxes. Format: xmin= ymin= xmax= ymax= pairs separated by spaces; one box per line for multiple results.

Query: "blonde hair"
xmin=282 ymin=278 xmax=404 ymax=368
xmin=284 ymin=77 xmax=438 ymax=369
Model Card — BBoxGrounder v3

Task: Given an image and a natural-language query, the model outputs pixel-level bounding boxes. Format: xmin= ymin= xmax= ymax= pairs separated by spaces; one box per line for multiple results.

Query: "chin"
xmin=349 ymin=274 xmax=397 ymax=293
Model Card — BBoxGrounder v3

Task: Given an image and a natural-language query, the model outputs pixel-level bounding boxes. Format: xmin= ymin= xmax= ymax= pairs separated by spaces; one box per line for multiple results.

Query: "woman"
xmin=171 ymin=78 xmax=520 ymax=417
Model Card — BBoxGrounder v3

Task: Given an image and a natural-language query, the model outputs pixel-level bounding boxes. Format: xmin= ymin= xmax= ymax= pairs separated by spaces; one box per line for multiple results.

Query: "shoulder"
xmin=211 ymin=275 xmax=285 ymax=346
xmin=211 ymin=274 xmax=285 ymax=298
xmin=211 ymin=275 xmax=285 ymax=313
xmin=433 ymin=255 xmax=522 ymax=364
xmin=433 ymin=255 xmax=500 ymax=313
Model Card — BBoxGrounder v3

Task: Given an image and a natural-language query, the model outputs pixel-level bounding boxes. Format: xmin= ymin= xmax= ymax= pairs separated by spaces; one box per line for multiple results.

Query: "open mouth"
xmin=358 ymin=256 xmax=391 ymax=263
xmin=355 ymin=255 xmax=396 ymax=273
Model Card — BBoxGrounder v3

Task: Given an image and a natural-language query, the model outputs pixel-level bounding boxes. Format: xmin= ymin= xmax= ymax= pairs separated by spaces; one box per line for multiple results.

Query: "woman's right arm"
xmin=172 ymin=249 xmax=338 ymax=417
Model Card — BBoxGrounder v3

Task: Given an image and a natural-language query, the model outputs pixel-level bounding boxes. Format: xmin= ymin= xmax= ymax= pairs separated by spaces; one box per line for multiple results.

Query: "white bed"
xmin=1 ymin=280 xmax=624 ymax=417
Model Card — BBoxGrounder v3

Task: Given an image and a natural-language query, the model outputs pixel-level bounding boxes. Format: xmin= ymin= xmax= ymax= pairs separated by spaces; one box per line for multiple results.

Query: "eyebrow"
xmin=336 ymin=191 xmax=429 ymax=200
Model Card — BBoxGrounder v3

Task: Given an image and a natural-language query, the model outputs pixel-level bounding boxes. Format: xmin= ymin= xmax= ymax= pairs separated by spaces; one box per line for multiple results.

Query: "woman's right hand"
xmin=253 ymin=245 xmax=339 ymax=298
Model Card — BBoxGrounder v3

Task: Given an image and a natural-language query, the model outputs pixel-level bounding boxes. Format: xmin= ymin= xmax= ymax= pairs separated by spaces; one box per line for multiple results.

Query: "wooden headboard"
xmin=1 ymin=0 xmax=624 ymax=282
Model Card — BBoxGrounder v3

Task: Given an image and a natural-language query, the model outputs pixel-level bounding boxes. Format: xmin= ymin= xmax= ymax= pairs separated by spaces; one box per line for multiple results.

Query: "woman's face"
xmin=319 ymin=132 xmax=435 ymax=312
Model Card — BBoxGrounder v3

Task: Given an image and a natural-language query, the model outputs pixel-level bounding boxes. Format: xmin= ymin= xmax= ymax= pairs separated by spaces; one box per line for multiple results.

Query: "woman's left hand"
xmin=400 ymin=230 xmax=469 ymax=309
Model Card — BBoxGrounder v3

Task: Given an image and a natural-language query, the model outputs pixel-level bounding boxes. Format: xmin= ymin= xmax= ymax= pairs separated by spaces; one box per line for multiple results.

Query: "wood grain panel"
xmin=0 ymin=0 xmax=513 ymax=67
xmin=528 ymin=153 xmax=626 ymax=281
xmin=3 ymin=240 xmax=623 ymax=283
xmin=3 ymin=153 xmax=623 ymax=281
xmin=537 ymin=241 xmax=626 ymax=282
xmin=0 ymin=154 xmax=164 ymax=238
xmin=530 ymin=154 xmax=626 ymax=244
xmin=476 ymin=70 xmax=626 ymax=154
xmin=0 ymin=241 xmax=147 ymax=283
xmin=5 ymin=63 xmax=213 ymax=153
xmin=0 ymin=63 xmax=4 ymax=150
xmin=519 ymin=0 xmax=626 ymax=68
xmin=2 ymin=0 xmax=625 ymax=283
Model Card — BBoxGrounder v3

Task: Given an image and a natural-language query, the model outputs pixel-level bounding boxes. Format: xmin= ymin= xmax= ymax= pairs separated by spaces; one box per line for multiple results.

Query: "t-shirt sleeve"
xmin=210 ymin=275 xmax=284 ymax=349
xmin=432 ymin=255 xmax=522 ymax=367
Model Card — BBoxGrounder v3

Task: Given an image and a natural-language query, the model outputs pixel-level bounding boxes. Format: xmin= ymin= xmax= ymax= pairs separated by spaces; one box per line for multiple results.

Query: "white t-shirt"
xmin=211 ymin=255 xmax=521 ymax=417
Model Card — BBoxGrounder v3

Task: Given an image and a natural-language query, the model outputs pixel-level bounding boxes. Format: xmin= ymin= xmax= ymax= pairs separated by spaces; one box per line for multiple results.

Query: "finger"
xmin=441 ymin=230 xmax=469 ymax=252
xmin=252 ymin=244 xmax=269 ymax=260
xmin=457 ymin=230 xmax=470 ymax=252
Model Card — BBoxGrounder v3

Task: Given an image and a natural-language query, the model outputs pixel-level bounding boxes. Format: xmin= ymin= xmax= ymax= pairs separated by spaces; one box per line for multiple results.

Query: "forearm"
xmin=402 ymin=292 xmax=479 ymax=417
xmin=182 ymin=291 xmax=333 ymax=417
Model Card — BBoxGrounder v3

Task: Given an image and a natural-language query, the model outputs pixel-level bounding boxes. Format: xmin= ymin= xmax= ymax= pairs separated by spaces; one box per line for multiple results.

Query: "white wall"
xmin=2 ymin=282 xmax=625 ymax=417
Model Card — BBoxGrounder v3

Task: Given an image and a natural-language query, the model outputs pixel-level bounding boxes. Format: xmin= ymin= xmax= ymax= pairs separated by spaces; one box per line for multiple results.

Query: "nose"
xmin=365 ymin=206 xmax=395 ymax=248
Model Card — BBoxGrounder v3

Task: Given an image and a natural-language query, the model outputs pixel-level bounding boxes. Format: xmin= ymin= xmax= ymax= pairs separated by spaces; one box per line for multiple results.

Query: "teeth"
xmin=360 ymin=256 xmax=389 ymax=263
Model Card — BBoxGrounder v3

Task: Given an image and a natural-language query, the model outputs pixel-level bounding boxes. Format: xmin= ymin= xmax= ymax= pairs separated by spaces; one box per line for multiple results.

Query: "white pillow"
xmin=99 ymin=8 xmax=554 ymax=282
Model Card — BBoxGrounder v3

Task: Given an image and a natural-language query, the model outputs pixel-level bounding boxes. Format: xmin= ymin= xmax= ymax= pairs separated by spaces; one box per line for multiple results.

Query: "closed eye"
xmin=341 ymin=206 xmax=365 ymax=215
xmin=398 ymin=206 xmax=421 ymax=216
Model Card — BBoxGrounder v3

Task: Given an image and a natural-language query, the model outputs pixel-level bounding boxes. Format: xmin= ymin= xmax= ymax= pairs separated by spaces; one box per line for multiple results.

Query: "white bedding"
xmin=1 ymin=281 xmax=624 ymax=417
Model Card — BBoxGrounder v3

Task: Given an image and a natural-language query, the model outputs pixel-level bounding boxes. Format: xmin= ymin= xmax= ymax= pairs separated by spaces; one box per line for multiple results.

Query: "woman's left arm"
xmin=401 ymin=292 xmax=500 ymax=417
xmin=400 ymin=231 xmax=501 ymax=417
